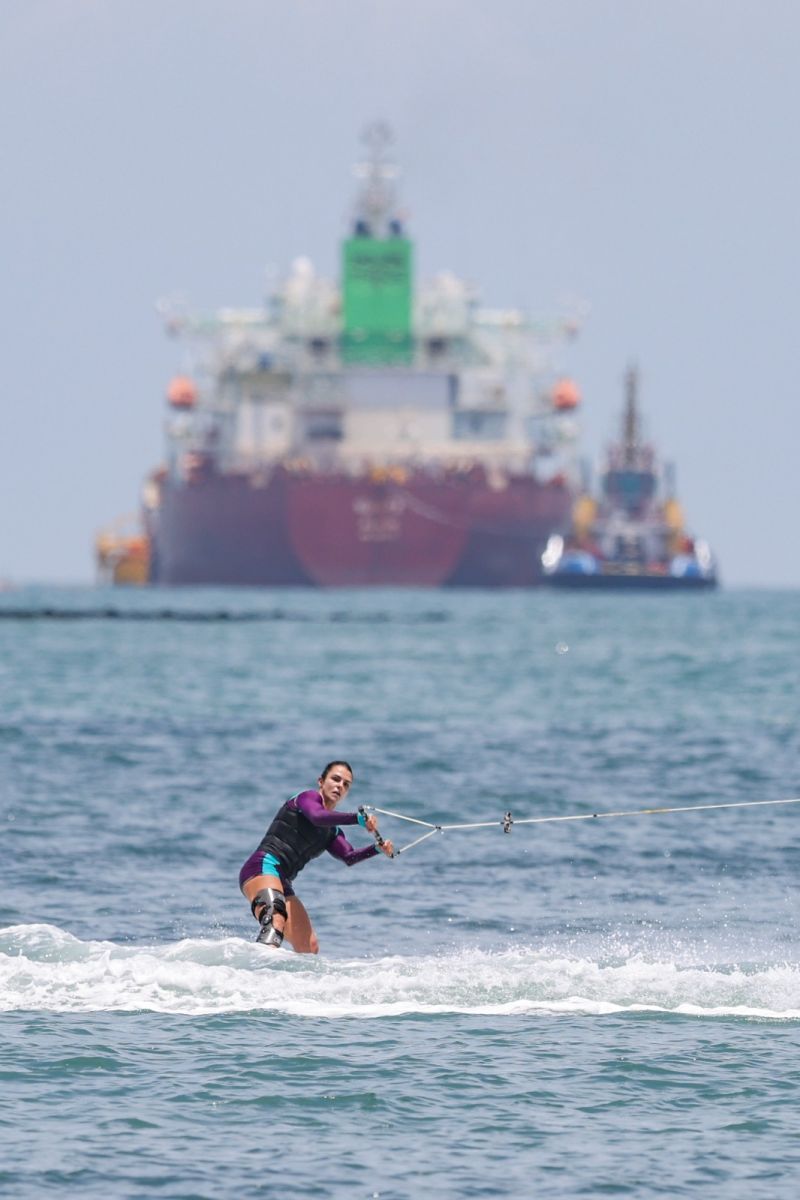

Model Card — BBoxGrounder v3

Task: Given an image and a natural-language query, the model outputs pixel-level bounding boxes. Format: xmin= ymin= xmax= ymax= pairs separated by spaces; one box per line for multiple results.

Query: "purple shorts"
xmin=238 ymin=849 xmax=296 ymax=897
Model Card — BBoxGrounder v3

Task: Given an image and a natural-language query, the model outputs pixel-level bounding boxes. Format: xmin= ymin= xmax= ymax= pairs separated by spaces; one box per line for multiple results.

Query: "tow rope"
xmin=361 ymin=796 xmax=800 ymax=858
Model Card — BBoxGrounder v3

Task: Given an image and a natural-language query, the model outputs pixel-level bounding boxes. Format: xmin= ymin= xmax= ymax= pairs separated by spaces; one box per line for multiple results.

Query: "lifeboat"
xmin=552 ymin=378 xmax=581 ymax=411
xmin=166 ymin=376 xmax=198 ymax=409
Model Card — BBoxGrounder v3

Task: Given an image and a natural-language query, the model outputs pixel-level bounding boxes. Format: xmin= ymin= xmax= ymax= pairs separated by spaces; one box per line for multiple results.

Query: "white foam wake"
xmin=2 ymin=924 xmax=800 ymax=1020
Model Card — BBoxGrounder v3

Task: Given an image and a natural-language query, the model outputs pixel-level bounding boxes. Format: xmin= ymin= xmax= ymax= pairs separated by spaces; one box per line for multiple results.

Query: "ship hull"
xmin=148 ymin=467 xmax=572 ymax=587
xmin=544 ymin=572 xmax=717 ymax=590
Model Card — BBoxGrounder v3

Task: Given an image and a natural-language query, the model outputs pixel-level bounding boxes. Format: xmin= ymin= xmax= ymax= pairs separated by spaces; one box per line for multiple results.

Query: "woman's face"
xmin=319 ymin=765 xmax=353 ymax=809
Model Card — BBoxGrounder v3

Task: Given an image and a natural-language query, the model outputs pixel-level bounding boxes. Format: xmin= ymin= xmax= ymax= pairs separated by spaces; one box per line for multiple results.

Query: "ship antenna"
xmin=352 ymin=121 xmax=401 ymax=237
xmin=623 ymin=364 xmax=640 ymax=467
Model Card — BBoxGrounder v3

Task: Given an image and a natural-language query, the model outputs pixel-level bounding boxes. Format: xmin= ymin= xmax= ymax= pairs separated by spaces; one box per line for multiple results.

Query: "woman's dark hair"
xmin=320 ymin=760 xmax=353 ymax=781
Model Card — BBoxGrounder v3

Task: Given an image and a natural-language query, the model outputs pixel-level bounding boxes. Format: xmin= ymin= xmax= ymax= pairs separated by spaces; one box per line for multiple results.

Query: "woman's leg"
xmin=284 ymin=895 xmax=319 ymax=955
xmin=241 ymin=874 xmax=286 ymax=944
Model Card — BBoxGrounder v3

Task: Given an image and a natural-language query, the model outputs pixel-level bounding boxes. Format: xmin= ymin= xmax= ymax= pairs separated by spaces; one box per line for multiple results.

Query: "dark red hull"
xmin=147 ymin=466 xmax=572 ymax=587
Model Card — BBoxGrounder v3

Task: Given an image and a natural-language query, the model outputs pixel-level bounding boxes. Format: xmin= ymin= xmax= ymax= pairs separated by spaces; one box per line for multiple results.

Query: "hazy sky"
xmin=2 ymin=0 xmax=798 ymax=587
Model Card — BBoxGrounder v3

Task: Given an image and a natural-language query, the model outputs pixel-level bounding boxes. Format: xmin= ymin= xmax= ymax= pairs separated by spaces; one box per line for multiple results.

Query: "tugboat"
xmin=541 ymin=366 xmax=718 ymax=589
xmin=95 ymin=516 xmax=150 ymax=585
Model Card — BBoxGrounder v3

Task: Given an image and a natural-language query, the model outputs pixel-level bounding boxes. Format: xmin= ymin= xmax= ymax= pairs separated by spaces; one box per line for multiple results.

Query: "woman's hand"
xmin=363 ymin=812 xmax=393 ymax=856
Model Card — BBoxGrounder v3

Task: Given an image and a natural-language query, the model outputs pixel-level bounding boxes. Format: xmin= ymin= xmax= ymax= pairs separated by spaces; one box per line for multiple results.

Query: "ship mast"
xmin=622 ymin=364 xmax=641 ymax=468
xmin=352 ymin=121 xmax=402 ymax=237
xmin=343 ymin=122 xmax=412 ymax=365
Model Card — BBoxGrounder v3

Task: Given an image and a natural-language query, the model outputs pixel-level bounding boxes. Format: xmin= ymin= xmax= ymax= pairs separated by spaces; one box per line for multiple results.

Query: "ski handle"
xmin=359 ymin=806 xmax=395 ymax=857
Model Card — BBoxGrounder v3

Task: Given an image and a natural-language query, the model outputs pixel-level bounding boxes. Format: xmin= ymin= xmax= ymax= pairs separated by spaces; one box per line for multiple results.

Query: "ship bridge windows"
xmin=604 ymin=469 xmax=656 ymax=512
xmin=300 ymin=409 xmax=344 ymax=442
xmin=453 ymin=410 xmax=508 ymax=441
xmin=342 ymin=370 xmax=453 ymax=410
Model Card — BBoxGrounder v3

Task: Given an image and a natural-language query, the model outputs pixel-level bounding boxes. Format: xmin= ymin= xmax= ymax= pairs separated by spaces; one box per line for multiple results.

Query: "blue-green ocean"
xmin=2 ymin=586 xmax=800 ymax=1198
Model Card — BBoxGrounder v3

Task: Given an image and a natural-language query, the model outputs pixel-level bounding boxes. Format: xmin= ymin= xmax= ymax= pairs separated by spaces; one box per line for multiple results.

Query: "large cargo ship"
xmin=138 ymin=126 xmax=583 ymax=587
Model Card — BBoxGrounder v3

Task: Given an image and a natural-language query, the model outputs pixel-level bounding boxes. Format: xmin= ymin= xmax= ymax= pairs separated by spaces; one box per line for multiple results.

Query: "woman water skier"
xmin=239 ymin=760 xmax=394 ymax=953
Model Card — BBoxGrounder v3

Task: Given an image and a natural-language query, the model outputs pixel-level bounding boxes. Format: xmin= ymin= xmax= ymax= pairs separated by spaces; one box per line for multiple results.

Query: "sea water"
xmin=2 ymin=586 xmax=799 ymax=1198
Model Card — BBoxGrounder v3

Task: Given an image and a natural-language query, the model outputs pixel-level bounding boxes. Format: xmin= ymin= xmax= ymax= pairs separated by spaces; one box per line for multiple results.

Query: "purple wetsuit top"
xmin=289 ymin=791 xmax=378 ymax=866
xmin=239 ymin=789 xmax=377 ymax=893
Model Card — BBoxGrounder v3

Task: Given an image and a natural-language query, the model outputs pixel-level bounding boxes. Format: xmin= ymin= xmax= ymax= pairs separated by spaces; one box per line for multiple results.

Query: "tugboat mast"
xmin=622 ymin=364 xmax=640 ymax=468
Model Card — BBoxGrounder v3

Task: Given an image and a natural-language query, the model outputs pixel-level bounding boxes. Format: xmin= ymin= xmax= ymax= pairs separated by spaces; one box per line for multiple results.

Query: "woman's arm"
xmin=293 ymin=789 xmax=360 ymax=827
xmin=326 ymin=831 xmax=379 ymax=866
xmin=295 ymin=791 xmax=394 ymax=859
